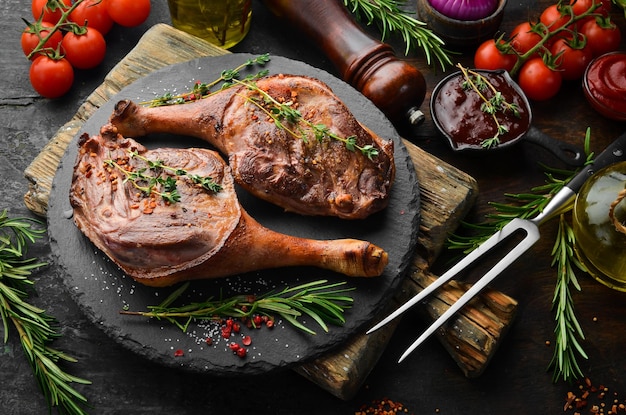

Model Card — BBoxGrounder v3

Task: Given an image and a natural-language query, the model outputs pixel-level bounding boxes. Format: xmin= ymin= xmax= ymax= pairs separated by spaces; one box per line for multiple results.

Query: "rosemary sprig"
xmin=105 ymin=149 xmax=222 ymax=205
xmin=121 ymin=280 xmax=355 ymax=335
xmin=548 ymin=214 xmax=588 ymax=383
xmin=447 ymin=130 xmax=594 ymax=382
xmin=234 ymin=78 xmax=380 ymax=160
xmin=141 ymin=53 xmax=271 ymax=107
xmin=344 ymin=0 xmax=454 ymax=70
xmin=0 ymin=210 xmax=90 ymax=415
xmin=457 ymin=64 xmax=521 ymax=149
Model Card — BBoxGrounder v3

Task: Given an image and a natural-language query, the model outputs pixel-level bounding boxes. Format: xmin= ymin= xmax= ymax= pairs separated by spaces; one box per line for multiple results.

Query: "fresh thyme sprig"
xmin=105 ymin=149 xmax=222 ymax=205
xmin=0 ymin=210 xmax=90 ymax=415
xmin=447 ymin=130 xmax=594 ymax=382
xmin=121 ymin=280 xmax=355 ymax=335
xmin=141 ymin=53 xmax=271 ymax=107
xmin=344 ymin=0 xmax=454 ymax=70
xmin=457 ymin=64 xmax=521 ymax=149
xmin=234 ymin=78 xmax=380 ymax=160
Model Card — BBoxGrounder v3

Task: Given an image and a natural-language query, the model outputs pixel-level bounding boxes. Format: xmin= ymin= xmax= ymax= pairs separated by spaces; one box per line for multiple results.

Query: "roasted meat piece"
xmin=69 ymin=124 xmax=388 ymax=287
xmin=109 ymin=74 xmax=395 ymax=219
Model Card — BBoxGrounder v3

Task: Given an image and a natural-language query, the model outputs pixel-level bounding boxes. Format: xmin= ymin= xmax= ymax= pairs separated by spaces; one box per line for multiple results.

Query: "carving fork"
xmin=367 ymin=132 xmax=626 ymax=363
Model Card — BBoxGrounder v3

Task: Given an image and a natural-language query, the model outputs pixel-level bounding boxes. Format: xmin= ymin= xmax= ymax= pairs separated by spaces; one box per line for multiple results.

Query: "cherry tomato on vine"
xmin=540 ymin=4 xmax=571 ymax=35
xmin=550 ymin=35 xmax=593 ymax=81
xmin=510 ymin=22 xmax=543 ymax=57
xmin=29 ymin=55 xmax=74 ymax=99
xmin=570 ymin=0 xmax=610 ymax=21
xmin=21 ymin=21 xmax=63 ymax=59
xmin=518 ymin=57 xmax=562 ymax=101
xmin=580 ymin=17 xmax=622 ymax=57
xmin=61 ymin=27 xmax=107 ymax=69
xmin=69 ymin=0 xmax=115 ymax=35
xmin=474 ymin=39 xmax=517 ymax=72
xmin=106 ymin=0 xmax=151 ymax=27
xmin=31 ymin=0 xmax=72 ymax=24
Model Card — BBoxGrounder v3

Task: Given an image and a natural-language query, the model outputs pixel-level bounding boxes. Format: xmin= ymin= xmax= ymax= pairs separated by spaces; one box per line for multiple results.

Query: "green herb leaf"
xmin=0 ymin=210 xmax=91 ymax=415
xmin=121 ymin=280 xmax=355 ymax=336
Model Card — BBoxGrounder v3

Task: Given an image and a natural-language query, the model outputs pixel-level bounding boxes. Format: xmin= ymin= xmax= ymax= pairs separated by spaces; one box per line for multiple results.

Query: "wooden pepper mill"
xmin=262 ymin=0 xmax=427 ymax=127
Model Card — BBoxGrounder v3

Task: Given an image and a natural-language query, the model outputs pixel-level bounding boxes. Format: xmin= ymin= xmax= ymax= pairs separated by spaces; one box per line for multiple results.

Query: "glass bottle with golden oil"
xmin=167 ymin=0 xmax=252 ymax=49
xmin=573 ymin=161 xmax=626 ymax=290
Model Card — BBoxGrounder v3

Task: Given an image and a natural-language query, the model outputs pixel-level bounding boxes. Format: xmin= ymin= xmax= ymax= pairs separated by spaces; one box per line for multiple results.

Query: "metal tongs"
xmin=367 ymin=132 xmax=626 ymax=363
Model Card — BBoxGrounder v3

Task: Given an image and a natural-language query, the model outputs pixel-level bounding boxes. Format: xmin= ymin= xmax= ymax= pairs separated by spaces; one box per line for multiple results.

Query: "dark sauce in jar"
xmin=432 ymin=70 xmax=531 ymax=150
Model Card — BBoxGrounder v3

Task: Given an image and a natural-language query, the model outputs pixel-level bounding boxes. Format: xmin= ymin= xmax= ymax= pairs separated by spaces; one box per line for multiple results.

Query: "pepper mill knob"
xmin=262 ymin=0 xmax=427 ymax=127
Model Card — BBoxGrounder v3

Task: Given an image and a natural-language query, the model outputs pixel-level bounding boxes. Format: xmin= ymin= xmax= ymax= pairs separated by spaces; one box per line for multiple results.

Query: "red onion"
xmin=428 ymin=0 xmax=500 ymax=21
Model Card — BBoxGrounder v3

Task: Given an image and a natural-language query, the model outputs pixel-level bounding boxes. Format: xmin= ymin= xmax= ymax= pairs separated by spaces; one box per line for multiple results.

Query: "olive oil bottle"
xmin=167 ymin=0 xmax=252 ymax=49
xmin=573 ymin=162 xmax=626 ymax=290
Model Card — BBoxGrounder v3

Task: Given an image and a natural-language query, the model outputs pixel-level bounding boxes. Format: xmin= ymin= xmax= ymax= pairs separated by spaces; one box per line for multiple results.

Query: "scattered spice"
xmin=356 ymin=398 xmax=413 ymax=415
xmin=564 ymin=378 xmax=626 ymax=414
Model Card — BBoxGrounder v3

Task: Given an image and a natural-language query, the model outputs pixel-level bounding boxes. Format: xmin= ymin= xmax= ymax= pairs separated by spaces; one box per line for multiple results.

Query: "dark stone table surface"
xmin=2 ymin=0 xmax=625 ymax=414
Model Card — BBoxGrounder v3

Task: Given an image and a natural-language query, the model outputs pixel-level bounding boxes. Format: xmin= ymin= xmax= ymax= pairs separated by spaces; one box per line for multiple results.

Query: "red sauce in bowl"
xmin=431 ymin=70 xmax=532 ymax=150
xmin=583 ymin=52 xmax=626 ymax=122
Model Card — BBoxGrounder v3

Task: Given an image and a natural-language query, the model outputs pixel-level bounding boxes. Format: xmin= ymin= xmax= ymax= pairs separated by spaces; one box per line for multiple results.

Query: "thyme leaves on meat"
xmin=447 ymin=130 xmax=594 ymax=383
xmin=344 ymin=0 xmax=454 ymax=71
xmin=137 ymin=54 xmax=379 ymax=160
xmin=120 ymin=280 xmax=355 ymax=336
xmin=234 ymin=79 xmax=380 ymax=160
xmin=0 ymin=210 xmax=91 ymax=415
xmin=104 ymin=149 xmax=222 ymax=205
xmin=141 ymin=53 xmax=271 ymax=107
xmin=457 ymin=64 xmax=521 ymax=149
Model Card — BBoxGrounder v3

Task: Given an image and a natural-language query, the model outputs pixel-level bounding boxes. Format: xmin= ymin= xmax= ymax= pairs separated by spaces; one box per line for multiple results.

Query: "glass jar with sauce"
xmin=573 ymin=162 xmax=626 ymax=290
xmin=167 ymin=0 xmax=252 ymax=49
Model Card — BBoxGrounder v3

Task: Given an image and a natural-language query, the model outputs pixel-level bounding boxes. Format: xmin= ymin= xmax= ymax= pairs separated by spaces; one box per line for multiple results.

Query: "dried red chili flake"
xmin=356 ymin=398 xmax=412 ymax=415
xmin=174 ymin=349 xmax=184 ymax=357
xmin=242 ymin=335 xmax=252 ymax=346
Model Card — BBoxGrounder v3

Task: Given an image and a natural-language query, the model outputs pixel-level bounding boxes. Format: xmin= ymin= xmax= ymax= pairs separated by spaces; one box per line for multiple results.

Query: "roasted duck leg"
xmin=70 ymin=124 xmax=388 ymax=287
xmin=109 ymin=74 xmax=395 ymax=220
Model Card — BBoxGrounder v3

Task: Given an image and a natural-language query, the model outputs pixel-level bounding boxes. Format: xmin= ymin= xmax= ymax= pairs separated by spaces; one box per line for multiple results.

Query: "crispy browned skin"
xmin=69 ymin=124 xmax=388 ymax=287
xmin=109 ymin=74 xmax=395 ymax=219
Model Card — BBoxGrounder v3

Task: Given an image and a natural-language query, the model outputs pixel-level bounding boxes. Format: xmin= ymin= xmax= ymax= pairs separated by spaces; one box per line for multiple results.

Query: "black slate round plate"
xmin=48 ymin=54 xmax=420 ymax=376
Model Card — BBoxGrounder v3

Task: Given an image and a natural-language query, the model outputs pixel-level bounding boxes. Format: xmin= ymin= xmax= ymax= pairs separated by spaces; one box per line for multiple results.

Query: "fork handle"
xmin=567 ymin=131 xmax=626 ymax=192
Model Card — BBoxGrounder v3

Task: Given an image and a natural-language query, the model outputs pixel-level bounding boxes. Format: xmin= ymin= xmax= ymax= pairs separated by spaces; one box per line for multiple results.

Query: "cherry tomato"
xmin=29 ymin=55 xmax=74 ymax=99
xmin=580 ymin=17 xmax=622 ymax=57
xmin=510 ymin=22 xmax=544 ymax=57
xmin=69 ymin=0 xmax=115 ymax=35
xmin=474 ymin=39 xmax=517 ymax=72
xmin=550 ymin=35 xmax=593 ymax=81
xmin=518 ymin=57 xmax=562 ymax=101
xmin=570 ymin=0 xmax=610 ymax=18
xmin=61 ymin=27 xmax=107 ymax=69
xmin=540 ymin=4 xmax=571 ymax=34
xmin=21 ymin=21 xmax=63 ymax=59
xmin=31 ymin=0 xmax=72 ymax=24
xmin=106 ymin=0 xmax=151 ymax=27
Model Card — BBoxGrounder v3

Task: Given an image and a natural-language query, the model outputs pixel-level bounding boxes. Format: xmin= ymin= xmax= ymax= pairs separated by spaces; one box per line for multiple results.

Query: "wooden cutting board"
xmin=23 ymin=24 xmax=517 ymax=400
